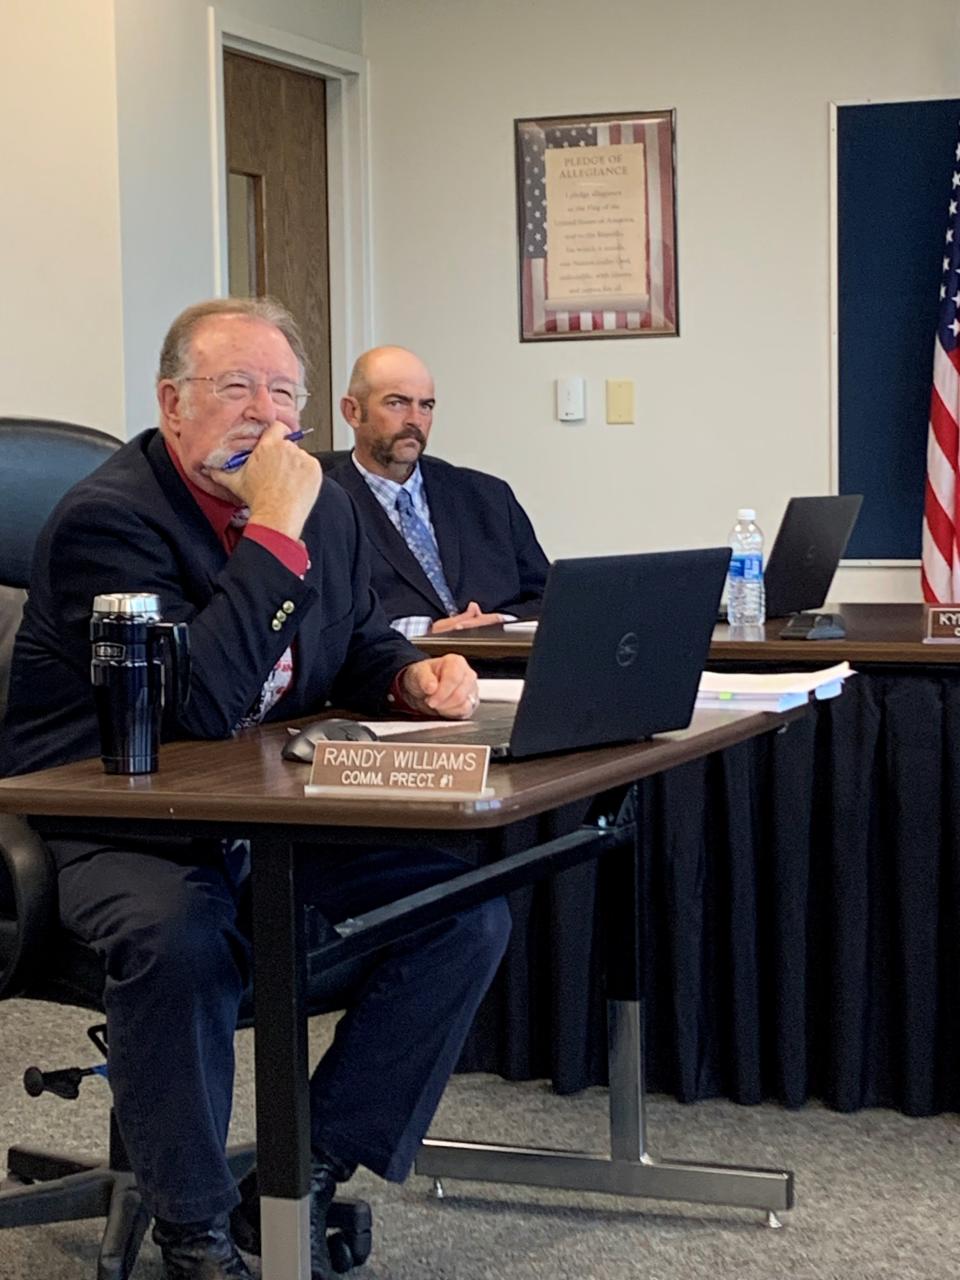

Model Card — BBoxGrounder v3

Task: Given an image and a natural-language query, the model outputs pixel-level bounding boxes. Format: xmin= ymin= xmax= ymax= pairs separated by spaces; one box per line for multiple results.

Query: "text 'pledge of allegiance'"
xmin=307 ymin=740 xmax=491 ymax=798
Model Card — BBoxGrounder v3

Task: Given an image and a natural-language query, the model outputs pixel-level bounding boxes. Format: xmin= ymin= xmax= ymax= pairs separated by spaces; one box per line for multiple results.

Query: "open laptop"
xmin=383 ymin=547 xmax=730 ymax=760
xmin=764 ymin=495 xmax=863 ymax=617
xmin=718 ymin=494 xmax=863 ymax=621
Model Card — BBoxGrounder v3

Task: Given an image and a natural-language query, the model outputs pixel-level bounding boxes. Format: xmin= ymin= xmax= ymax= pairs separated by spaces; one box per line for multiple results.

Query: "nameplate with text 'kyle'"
xmin=305 ymin=740 xmax=492 ymax=800
xmin=923 ymin=605 xmax=960 ymax=643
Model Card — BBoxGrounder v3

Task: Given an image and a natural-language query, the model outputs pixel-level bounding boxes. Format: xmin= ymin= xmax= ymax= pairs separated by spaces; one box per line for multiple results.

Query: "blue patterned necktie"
xmin=395 ymin=487 xmax=458 ymax=615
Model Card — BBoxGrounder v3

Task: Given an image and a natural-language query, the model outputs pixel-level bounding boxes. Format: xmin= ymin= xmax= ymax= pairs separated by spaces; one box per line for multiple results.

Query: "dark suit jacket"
xmin=0 ymin=430 xmax=421 ymax=780
xmin=327 ymin=455 xmax=549 ymax=625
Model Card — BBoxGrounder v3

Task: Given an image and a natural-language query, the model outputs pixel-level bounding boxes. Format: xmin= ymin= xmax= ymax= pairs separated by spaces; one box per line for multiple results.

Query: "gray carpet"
xmin=1 ymin=998 xmax=959 ymax=1279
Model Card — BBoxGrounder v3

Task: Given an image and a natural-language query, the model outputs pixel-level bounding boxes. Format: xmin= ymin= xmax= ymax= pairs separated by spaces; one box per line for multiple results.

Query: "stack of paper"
xmin=696 ymin=662 xmax=854 ymax=712
xmin=476 ymin=666 xmax=855 ymax=717
xmin=477 ymin=678 xmax=524 ymax=703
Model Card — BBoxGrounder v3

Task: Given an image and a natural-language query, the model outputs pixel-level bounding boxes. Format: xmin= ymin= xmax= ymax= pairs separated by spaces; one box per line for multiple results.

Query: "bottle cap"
xmin=92 ymin=592 xmax=161 ymax=619
xmin=737 ymin=508 xmax=756 ymax=521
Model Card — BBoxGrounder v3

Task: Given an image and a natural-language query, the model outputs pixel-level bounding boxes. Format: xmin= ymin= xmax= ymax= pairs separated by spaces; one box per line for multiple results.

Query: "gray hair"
xmin=157 ymin=297 xmax=309 ymax=384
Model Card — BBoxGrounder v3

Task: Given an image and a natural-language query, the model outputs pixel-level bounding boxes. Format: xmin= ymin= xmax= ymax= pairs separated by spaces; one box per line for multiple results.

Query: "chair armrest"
xmin=0 ymin=815 xmax=57 ymax=999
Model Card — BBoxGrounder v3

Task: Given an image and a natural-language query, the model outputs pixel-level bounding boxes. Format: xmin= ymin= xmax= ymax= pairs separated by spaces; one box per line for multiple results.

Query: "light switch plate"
xmin=606 ymin=379 xmax=635 ymax=424
xmin=556 ymin=376 xmax=586 ymax=421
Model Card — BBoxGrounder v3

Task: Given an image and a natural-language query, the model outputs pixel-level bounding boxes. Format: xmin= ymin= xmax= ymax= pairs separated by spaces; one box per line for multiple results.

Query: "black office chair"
xmin=0 ymin=419 xmax=371 ymax=1279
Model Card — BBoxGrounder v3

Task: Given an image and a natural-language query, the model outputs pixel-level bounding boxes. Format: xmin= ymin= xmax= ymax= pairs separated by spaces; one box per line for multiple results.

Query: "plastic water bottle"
xmin=726 ymin=508 xmax=765 ymax=626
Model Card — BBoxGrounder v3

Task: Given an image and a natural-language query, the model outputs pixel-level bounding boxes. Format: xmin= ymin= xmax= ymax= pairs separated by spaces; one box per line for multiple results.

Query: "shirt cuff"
xmin=244 ymin=524 xmax=310 ymax=578
xmin=390 ymin=615 xmax=434 ymax=638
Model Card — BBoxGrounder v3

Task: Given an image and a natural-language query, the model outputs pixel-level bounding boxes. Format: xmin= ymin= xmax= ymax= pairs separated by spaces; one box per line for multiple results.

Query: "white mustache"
xmin=202 ymin=426 xmax=267 ymax=473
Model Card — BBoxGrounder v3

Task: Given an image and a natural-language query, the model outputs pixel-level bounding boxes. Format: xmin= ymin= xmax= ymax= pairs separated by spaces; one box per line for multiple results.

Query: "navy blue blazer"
xmin=327 ymin=455 xmax=549 ymax=625
xmin=0 ymin=430 xmax=421 ymax=779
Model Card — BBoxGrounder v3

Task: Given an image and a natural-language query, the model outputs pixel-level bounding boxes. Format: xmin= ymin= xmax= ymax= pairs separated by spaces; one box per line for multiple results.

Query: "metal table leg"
xmin=250 ymin=835 xmax=312 ymax=1280
xmin=416 ymin=804 xmax=795 ymax=1219
xmin=417 ymin=995 xmax=793 ymax=1215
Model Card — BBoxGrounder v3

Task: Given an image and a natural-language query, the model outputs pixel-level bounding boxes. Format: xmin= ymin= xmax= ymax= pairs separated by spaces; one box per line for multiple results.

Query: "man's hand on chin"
xmin=212 ymin=421 xmax=321 ymax=540
xmin=400 ymin=655 xmax=478 ymax=719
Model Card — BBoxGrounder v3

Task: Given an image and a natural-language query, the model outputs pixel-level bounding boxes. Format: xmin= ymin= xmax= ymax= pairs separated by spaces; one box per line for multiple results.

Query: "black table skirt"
xmin=457 ymin=671 xmax=960 ymax=1116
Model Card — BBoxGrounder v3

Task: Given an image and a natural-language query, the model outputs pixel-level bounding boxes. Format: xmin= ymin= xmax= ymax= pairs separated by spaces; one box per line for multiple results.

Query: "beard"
xmin=369 ymin=425 xmax=427 ymax=469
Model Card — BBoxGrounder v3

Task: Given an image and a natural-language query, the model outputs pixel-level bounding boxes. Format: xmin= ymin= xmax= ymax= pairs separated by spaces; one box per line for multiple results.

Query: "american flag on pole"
xmin=922 ymin=126 xmax=960 ymax=602
xmin=517 ymin=113 xmax=677 ymax=338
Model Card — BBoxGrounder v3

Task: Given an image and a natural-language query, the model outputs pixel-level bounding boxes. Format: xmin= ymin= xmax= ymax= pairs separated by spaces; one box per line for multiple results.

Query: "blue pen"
xmin=220 ymin=427 xmax=313 ymax=472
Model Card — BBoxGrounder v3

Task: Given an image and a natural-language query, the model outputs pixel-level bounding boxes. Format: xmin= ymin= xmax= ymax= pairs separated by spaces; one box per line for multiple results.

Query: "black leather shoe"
xmin=308 ymin=1160 xmax=338 ymax=1280
xmin=153 ymin=1212 xmax=254 ymax=1280
xmin=231 ymin=1154 xmax=355 ymax=1279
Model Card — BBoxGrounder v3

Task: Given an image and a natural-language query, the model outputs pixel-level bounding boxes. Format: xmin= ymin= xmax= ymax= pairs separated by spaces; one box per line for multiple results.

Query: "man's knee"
xmin=458 ymin=895 xmax=512 ymax=971
xmin=92 ymin=868 xmax=247 ymax=991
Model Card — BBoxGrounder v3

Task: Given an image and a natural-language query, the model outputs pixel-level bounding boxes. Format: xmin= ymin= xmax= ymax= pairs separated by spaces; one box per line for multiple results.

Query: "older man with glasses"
xmin=0 ymin=297 xmax=510 ymax=1280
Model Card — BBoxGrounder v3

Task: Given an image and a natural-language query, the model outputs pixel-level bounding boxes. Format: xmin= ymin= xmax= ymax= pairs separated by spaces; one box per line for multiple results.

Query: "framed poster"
xmin=515 ymin=109 xmax=678 ymax=341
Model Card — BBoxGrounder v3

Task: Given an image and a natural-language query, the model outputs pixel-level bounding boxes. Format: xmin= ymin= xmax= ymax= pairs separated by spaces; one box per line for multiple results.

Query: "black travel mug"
xmin=90 ymin=592 xmax=190 ymax=774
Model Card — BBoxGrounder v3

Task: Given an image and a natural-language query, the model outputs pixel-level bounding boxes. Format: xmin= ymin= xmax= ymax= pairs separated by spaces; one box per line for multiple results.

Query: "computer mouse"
xmin=281 ymin=719 xmax=380 ymax=763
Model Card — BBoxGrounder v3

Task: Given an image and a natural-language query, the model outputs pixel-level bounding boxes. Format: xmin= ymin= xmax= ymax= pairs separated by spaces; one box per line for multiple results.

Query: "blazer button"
xmin=282 ymin=600 xmax=295 ymax=614
xmin=274 ymin=610 xmax=287 ymax=623
xmin=271 ymin=619 xmax=283 ymax=631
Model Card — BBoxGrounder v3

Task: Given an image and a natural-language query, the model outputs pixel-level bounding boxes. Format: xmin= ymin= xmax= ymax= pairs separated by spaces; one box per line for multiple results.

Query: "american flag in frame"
xmin=515 ymin=110 xmax=678 ymax=341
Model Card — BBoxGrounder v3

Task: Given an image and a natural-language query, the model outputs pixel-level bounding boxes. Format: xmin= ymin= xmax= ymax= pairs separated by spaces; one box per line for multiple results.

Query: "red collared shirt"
xmin=164 ymin=439 xmax=416 ymax=711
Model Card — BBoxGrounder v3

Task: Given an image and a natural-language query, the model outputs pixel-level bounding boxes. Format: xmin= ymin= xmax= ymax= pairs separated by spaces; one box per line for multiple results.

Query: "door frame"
xmin=207 ymin=7 xmax=369 ymax=444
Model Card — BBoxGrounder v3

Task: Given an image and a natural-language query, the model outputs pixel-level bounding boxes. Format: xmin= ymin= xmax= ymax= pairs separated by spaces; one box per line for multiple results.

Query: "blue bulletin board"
xmin=836 ymin=98 xmax=960 ymax=559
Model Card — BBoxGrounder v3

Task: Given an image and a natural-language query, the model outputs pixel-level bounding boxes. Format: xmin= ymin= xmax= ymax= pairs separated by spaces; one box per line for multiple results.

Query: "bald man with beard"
xmin=328 ymin=347 xmax=549 ymax=638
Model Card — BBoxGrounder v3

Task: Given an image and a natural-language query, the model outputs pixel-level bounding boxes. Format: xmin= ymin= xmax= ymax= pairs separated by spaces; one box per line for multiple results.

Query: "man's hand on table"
xmin=430 ymin=601 xmax=504 ymax=634
xmin=400 ymin=654 xmax=479 ymax=718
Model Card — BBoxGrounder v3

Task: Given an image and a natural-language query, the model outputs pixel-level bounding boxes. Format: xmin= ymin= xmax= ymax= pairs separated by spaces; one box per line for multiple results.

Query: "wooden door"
xmin=224 ymin=51 xmax=332 ymax=447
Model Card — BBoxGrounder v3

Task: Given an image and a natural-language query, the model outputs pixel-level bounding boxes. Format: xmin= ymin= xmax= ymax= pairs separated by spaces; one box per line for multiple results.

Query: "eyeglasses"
xmin=181 ymin=371 xmax=310 ymax=412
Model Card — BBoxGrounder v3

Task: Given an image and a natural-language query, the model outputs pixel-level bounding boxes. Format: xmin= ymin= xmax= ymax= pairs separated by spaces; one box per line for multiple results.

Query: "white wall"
xmin=1 ymin=0 xmax=125 ymax=435
xmin=3 ymin=0 xmax=362 ymax=438
xmin=362 ymin=0 xmax=960 ymax=601
xmin=114 ymin=0 xmax=364 ymax=433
